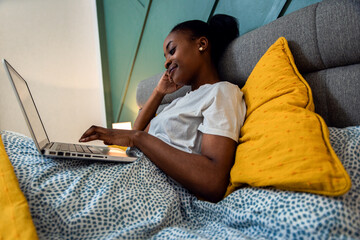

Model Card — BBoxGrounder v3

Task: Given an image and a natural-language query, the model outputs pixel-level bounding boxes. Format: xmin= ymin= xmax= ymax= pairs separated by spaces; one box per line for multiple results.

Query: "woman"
xmin=79 ymin=14 xmax=246 ymax=202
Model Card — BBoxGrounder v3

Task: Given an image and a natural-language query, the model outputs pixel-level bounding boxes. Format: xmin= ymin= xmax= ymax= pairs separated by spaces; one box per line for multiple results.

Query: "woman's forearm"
xmin=133 ymin=88 xmax=165 ymax=131
xmin=133 ymin=131 xmax=234 ymax=202
xmin=134 ymin=71 xmax=182 ymax=131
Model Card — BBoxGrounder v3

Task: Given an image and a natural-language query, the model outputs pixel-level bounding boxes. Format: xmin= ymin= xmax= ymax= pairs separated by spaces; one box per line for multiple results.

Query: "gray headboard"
xmin=137 ymin=0 xmax=360 ymax=128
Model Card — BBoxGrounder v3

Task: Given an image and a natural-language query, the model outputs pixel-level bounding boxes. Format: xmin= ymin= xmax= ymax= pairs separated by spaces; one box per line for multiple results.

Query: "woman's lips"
xmin=168 ymin=65 xmax=177 ymax=77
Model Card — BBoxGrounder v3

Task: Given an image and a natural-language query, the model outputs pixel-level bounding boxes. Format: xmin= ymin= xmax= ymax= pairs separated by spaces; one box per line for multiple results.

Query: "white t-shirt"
xmin=148 ymin=81 xmax=246 ymax=154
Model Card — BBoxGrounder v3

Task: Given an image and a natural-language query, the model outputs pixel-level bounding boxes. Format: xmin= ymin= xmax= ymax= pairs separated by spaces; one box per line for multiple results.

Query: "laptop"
xmin=3 ymin=59 xmax=137 ymax=163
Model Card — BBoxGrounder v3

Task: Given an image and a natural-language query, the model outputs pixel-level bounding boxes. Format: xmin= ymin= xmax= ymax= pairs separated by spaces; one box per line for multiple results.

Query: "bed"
xmin=1 ymin=0 xmax=359 ymax=239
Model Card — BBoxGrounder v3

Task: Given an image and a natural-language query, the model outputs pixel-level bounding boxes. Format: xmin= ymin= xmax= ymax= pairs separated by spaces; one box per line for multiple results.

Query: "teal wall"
xmin=97 ymin=0 xmax=322 ymax=127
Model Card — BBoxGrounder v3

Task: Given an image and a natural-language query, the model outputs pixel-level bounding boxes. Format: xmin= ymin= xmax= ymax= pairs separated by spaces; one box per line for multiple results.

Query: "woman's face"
xmin=163 ymin=30 xmax=203 ymax=86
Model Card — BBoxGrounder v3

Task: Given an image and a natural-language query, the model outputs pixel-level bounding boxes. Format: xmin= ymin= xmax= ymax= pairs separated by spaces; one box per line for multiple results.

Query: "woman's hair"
xmin=171 ymin=14 xmax=239 ymax=66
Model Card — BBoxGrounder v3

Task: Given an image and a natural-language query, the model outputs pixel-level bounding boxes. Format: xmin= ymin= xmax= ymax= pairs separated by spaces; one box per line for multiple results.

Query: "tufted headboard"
xmin=136 ymin=0 xmax=360 ymax=128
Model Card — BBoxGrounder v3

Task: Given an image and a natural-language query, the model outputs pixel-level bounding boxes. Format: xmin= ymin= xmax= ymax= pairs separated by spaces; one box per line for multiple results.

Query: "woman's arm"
xmin=79 ymin=126 xmax=236 ymax=202
xmin=134 ymin=131 xmax=236 ymax=202
xmin=133 ymin=72 xmax=182 ymax=131
xmin=133 ymin=89 xmax=165 ymax=131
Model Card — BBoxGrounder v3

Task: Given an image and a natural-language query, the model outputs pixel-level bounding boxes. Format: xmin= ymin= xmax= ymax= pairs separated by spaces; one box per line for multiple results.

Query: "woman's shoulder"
xmin=210 ymin=81 xmax=242 ymax=95
xmin=189 ymin=81 xmax=242 ymax=100
xmin=216 ymin=81 xmax=239 ymax=89
xmin=198 ymin=81 xmax=238 ymax=91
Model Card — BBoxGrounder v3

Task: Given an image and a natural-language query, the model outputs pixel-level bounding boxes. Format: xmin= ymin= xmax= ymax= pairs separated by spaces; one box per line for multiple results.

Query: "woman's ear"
xmin=198 ymin=36 xmax=209 ymax=52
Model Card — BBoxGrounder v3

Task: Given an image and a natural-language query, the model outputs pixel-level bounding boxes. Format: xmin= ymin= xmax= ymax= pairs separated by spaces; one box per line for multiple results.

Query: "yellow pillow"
xmin=226 ymin=37 xmax=351 ymax=197
xmin=0 ymin=135 xmax=38 ymax=240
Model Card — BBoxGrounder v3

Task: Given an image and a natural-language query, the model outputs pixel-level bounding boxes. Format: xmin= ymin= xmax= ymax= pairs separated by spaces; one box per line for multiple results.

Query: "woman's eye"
xmin=169 ymin=47 xmax=176 ymax=55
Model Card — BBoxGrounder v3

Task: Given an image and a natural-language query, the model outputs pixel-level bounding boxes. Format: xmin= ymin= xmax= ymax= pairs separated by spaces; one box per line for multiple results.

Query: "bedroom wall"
xmin=0 ymin=0 xmax=106 ymax=145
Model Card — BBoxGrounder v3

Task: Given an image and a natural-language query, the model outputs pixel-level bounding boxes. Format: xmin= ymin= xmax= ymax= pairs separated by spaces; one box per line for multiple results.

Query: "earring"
xmin=199 ymin=47 xmax=204 ymax=51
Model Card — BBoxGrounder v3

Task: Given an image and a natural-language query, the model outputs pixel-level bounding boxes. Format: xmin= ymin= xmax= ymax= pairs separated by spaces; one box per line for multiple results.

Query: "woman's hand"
xmin=155 ymin=72 xmax=182 ymax=95
xmin=79 ymin=125 xmax=137 ymax=146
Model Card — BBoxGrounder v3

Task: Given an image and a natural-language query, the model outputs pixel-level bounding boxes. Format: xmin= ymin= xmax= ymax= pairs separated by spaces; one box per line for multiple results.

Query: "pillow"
xmin=0 ymin=135 xmax=38 ymax=240
xmin=226 ymin=37 xmax=351 ymax=197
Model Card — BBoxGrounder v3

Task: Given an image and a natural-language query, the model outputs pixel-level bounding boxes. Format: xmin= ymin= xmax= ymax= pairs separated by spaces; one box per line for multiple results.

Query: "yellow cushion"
xmin=226 ymin=37 xmax=351 ymax=197
xmin=0 ymin=135 xmax=38 ymax=240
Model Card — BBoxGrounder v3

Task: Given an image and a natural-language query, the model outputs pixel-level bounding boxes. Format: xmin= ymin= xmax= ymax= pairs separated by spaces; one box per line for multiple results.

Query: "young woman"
xmin=79 ymin=14 xmax=246 ymax=202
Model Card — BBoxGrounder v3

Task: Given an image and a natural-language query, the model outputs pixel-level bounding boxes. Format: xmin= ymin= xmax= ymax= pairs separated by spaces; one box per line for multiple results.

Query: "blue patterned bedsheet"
xmin=1 ymin=127 xmax=360 ymax=240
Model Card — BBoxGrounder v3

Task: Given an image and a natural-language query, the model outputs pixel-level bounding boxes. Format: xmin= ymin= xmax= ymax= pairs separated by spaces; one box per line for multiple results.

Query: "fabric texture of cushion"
xmin=0 ymin=135 xmax=38 ymax=240
xmin=226 ymin=37 xmax=351 ymax=197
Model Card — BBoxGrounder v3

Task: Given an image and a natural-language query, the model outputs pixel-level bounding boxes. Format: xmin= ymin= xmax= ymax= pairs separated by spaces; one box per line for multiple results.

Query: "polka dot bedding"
xmin=1 ymin=127 xmax=359 ymax=240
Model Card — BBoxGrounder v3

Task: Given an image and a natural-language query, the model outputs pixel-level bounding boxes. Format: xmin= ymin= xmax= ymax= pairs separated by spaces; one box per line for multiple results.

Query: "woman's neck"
xmin=191 ymin=62 xmax=220 ymax=91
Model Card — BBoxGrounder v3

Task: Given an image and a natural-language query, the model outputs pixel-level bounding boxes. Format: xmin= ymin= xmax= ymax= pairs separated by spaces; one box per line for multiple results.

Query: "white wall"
xmin=0 ymin=0 xmax=106 ymax=144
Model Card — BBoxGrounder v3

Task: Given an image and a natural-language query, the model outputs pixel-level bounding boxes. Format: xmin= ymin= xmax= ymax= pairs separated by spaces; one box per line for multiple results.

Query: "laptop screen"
xmin=3 ymin=60 xmax=50 ymax=151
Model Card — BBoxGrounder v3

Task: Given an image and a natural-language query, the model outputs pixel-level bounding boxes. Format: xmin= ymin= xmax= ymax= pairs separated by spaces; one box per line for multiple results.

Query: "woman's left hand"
xmin=79 ymin=125 xmax=137 ymax=146
xmin=156 ymin=72 xmax=182 ymax=95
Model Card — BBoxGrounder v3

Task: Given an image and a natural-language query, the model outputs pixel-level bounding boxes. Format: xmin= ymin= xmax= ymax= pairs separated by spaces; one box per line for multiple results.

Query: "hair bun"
xmin=208 ymin=14 xmax=239 ymax=64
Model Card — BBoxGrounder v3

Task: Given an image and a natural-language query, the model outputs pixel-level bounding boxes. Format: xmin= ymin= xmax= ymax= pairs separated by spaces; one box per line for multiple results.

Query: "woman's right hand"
xmin=155 ymin=72 xmax=182 ymax=96
xmin=79 ymin=125 xmax=137 ymax=146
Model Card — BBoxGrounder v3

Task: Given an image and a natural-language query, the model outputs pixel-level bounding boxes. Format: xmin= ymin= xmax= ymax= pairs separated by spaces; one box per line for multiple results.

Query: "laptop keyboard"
xmin=51 ymin=143 xmax=101 ymax=154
